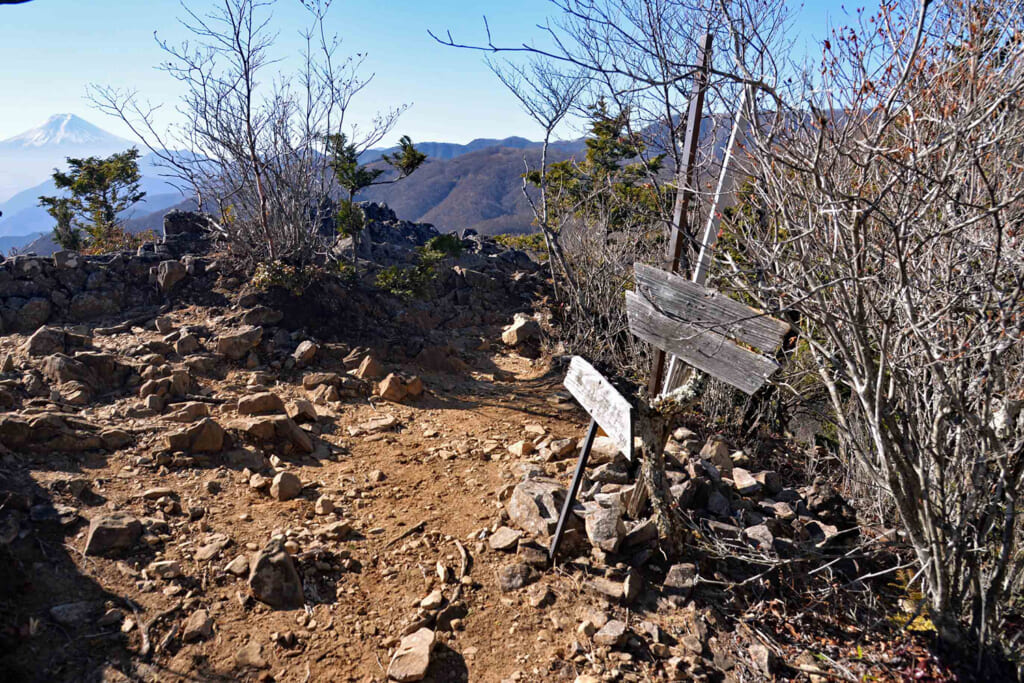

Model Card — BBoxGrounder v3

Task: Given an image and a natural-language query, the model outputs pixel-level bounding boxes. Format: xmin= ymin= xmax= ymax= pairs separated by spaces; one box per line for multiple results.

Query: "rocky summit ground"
xmin=0 ymin=214 xmax=957 ymax=683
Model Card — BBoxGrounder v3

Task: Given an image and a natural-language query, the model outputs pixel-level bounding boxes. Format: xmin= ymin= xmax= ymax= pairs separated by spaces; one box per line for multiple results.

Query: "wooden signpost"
xmin=545 ymin=39 xmax=788 ymax=562
xmin=548 ymin=272 xmax=789 ymax=561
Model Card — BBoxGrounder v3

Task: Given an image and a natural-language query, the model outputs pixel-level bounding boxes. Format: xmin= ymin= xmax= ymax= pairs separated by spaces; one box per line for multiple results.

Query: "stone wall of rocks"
xmin=0 ymin=204 xmax=542 ymax=343
xmin=0 ymin=251 xmax=165 ymax=334
xmin=0 ymin=214 xmax=219 ymax=334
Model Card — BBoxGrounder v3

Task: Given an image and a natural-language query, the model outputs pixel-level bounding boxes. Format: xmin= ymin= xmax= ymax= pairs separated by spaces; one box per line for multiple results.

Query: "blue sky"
xmin=0 ymin=0 xmax=856 ymax=145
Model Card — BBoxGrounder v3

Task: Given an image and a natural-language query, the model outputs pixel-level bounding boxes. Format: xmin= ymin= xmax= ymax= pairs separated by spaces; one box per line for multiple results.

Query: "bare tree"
xmin=723 ymin=0 xmax=1024 ymax=649
xmin=89 ymin=0 xmax=407 ymax=267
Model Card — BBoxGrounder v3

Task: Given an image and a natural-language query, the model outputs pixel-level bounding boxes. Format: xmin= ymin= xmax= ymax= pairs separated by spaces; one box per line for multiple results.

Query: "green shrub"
xmin=425 ymin=233 xmax=464 ymax=257
xmin=375 ymin=246 xmax=448 ymax=299
xmin=494 ymin=232 xmax=548 ymax=260
xmin=251 ymin=260 xmax=322 ymax=295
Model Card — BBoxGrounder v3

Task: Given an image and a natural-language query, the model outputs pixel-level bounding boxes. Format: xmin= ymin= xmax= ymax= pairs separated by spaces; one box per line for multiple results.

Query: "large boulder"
xmin=157 ymin=260 xmax=187 ymax=293
xmin=216 ymin=326 xmax=263 ymax=361
xmin=22 ymin=326 xmax=69 ymax=356
xmin=166 ymin=418 xmax=226 ymax=453
xmin=502 ymin=313 xmax=541 ymax=346
xmin=248 ymin=537 xmax=304 ymax=609
xmin=387 ymin=628 xmax=435 ymax=682
xmin=84 ymin=512 xmax=142 ymax=556
xmin=584 ymin=502 xmax=626 ymax=553
xmin=507 ymin=477 xmax=575 ymax=537
xmin=237 ymin=392 xmax=286 ymax=416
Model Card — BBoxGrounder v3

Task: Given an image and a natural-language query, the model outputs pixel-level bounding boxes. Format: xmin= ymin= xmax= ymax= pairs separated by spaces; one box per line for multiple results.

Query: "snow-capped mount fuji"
xmin=0 ymin=113 xmax=131 ymax=150
xmin=0 ymin=114 xmax=135 ymax=202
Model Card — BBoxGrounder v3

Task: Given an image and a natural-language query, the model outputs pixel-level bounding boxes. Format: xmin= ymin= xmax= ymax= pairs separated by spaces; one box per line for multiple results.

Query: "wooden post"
xmin=648 ymin=32 xmax=713 ymax=398
xmin=548 ymin=419 xmax=598 ymax=562
xmin=662 ymin=84 xmax=753 ymax=393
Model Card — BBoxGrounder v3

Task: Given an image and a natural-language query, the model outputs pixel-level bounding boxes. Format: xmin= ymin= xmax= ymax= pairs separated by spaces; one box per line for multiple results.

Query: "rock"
xmin=378 ymin=373 xmax=408 ymax=402
xmin=241 ymin=306 xmax=283 ymax=326
xmin=700 ymin=438 xmax=733 ymax=477
xmin=405 ymin=376 xmax=424 ymax=397
xmin=249 ymin=537 xmax=304 ymax=609
xmin=584 ymin=503 xmax=626 ymax=553
xmin=508 ymin=440 xmax=534 ymax=458
xmin=593 ymin=619 xmax=628 ymax=647
xmin=754 ymin=470 xmax=782 ymax=495
xmin=1 ymin=353 xmax=14 ymax=373
xmin=164 ymin=209 xmax=210 ymax=237
xmin=420 ymin=589 xmax=444 ymax=610
xmin=287 ymin=399 xmax=317 ymax=423
xmin=744 ymin=524 xmax=775 ymax=551
xmin=314 ymin=495 xmax=334 ymax=515
xmin=182 ymin=609 xmax=213 ymax=642
xmin=225 ymin=554 xmax=249 ymax=576
xmin=270 ymin=472 xmax=302 ymax=501
xmin=235 ymin=640 xmax=268 ymax=669
xmin=163 ymin=402 xmax=210 ymax=422
xmin=664 ymin=563 xmax=697 ymax=592
xmin=175 ymin=333 xmax=201 ymax=355
xmin=707 ymin=489 xmax=732 ymax=517
xmin=732 ymin=467 xmax=761 ymax=495
xmin=749 ymin=642 xmax=774 ymax=676
xmin=762 ymin=500 xmax=796 ymax=521
xmin=166 ymin=418 xmax=225 ymax=453
xmin=488 ymin=526 xmax=523 ymax=552
xmin=16 ymin=297 xmax=52 ymax=331
xmin=588 ymin=577 xmax=624 ymax=601
xmin=527 ymin=584 xmax=554 ymax=608
xmin=355 ymin=355 xmax=384 ymax=379
xmin=142 ymin=487 xmax=174 ymax=500
xmin=502 ymin=314 xmax=541 ymax=346
xmin=23 ymin=326 xmax=68 ymax=356
xmin=293 ymin=340 xmax=318 ymax=365
xmin=360 ymin=415 xmax=398 ymax=433
xmin=621 ymin=518 xmax=659 ymax=551
xmin=50 ymin=601 xmax=99 ymax=627
xmin=622 ymin=569 xmax=643 ymax=603
xmin=548 ymin=438 xmax=575 ymax=458
xmin=216 ymin=326 xmax=263 ymax=361
xmin=506 ymin=478 xmax=571 ymax=537
xmin=157 ymin=260 xmax=187 ymax=292
xmin=387 ymin=627 xmax=435 ymax=682
xmin=195 ymin=533 xmax=231 ymax=561
xmin=84 ymin=512 xmax=142 ymax=556
xmin=497 ymin=562 xmax=539 ymax=592
xmin=237 ymin=392 xmax=286 ymax=415
xmin=147 ymin=560 xmax=182 ymax=579
xmin=589 ymin=435 xmax=627 ymax=464
xmin=313 ymin=520 xmax=352 ymax=541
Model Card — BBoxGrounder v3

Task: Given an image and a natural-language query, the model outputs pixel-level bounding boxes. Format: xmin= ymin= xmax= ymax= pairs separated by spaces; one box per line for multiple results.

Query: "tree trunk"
xmin=634 ymin=396 xmax=690 ymax=560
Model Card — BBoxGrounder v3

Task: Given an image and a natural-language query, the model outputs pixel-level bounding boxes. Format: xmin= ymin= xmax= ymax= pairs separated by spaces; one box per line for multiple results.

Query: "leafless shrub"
xmin=89 ymin=0 xmax=406 ymax=267
xmin=723 ymin=0 xmax=1024 ymax=648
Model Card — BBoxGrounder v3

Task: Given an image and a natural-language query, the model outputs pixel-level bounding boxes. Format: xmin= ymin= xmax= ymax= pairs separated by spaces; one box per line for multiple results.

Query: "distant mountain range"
xmin=0 ymin=114 xmax=592 ymax=255
xmin=3 ymin=113 xmax=735 ymax=256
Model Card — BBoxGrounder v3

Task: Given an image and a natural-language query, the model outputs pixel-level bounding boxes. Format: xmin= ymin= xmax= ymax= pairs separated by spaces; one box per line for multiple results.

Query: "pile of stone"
xmin=495 ymin=435 xmax=854 ymax=606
